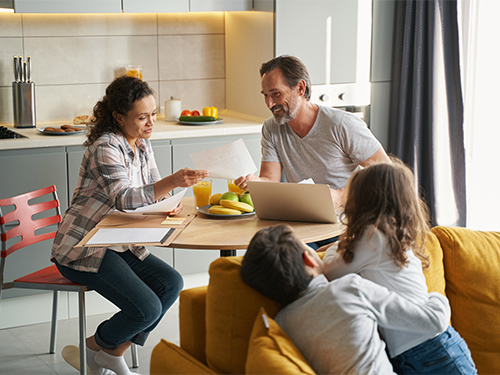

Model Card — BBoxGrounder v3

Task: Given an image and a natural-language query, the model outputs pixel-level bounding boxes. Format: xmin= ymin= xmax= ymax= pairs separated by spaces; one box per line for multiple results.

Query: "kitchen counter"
xmin=0 ymin=110 xmax=265 ymax=151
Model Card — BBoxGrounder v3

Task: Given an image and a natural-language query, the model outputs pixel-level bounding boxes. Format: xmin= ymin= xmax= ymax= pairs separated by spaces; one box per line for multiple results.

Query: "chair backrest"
xmin=0 ymin=185 xmax=62 ymax=258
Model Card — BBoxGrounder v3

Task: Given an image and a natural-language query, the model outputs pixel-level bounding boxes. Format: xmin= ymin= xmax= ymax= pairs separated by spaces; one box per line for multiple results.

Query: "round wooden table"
xmin=170 ymin=197 xmax=344 ymax=256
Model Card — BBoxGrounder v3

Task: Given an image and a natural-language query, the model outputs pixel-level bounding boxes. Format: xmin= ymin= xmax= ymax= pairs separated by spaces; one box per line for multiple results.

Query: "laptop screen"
xmin=246 ymin=181 xmax=338 ymax=223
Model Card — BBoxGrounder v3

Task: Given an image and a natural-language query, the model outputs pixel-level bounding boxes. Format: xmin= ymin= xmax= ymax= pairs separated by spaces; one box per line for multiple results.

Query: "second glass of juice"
xmin=193 ymin=179 xmax=212 ymax=209
xmin=227 ymin=179 xmax=245 ymax=196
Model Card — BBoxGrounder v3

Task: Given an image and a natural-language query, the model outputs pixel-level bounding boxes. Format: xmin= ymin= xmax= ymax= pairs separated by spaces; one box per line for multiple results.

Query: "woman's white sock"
xmin=94 ymin=350 xmax=132 ymax=375
xmin=86 ymin=347 xmax=101 ymax=374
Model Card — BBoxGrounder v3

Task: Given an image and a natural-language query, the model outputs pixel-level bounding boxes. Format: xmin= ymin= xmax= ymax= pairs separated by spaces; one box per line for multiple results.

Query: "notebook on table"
xmin=246 ymin=181 xmax=339 ymax=223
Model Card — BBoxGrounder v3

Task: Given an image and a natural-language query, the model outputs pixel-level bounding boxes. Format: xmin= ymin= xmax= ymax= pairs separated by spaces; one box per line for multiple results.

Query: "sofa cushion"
xmin=205 ymin=256 xmax=282 ymax=374
xmin=179 ymin=286 xmax=207 ymax=364
xmin=150 ymin=339 xmax=216 ymax=375
xmin=422 ymin=231 xmax=447 ymax=295
xmin=246 ymin=307 xmax=316 ymax=375
xmin=432 ymin=226 xmax=500 ymax=374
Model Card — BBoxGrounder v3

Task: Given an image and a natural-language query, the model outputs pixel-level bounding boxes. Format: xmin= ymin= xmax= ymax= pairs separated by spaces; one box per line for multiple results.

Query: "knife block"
xmin=12 ymin=81 xmax=36 ymax=128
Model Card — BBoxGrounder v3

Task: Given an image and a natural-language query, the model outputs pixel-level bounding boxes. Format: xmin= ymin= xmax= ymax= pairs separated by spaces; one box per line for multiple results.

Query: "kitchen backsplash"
xmin=0 ymin=12 xmax=226 ymax=123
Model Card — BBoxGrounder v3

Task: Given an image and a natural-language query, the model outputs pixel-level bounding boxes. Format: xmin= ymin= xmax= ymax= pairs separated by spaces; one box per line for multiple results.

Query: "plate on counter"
xmin=197 ymin=204 xmax=255 ymax=219
xmin=178 ymin=118 xmax=223 ymax=126
xmin=37 ymin=126 xmax=86 ymax=135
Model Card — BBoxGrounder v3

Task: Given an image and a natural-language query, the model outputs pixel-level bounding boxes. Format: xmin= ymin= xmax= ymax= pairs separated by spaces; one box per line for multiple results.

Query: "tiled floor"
xmin=0 ymin=301 xmax=182 ymax=375
xmin=0 ymin=299 xmax=181 ymax=375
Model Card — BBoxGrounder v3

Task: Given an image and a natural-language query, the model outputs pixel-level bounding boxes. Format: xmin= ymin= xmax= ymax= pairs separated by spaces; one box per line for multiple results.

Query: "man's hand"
xmin=330 ymin=187 xmax=345 ymax=209
xmin=234 ymin=173 xmax=260 ymax=190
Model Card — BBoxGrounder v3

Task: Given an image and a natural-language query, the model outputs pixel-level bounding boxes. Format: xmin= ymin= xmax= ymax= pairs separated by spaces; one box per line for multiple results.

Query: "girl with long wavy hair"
xmin=322 ymin=159 xmax=476 ymax=374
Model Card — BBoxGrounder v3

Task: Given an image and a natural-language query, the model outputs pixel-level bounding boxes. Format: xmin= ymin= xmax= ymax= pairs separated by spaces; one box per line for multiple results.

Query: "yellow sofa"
xmin=150 ymin=226 xmax=500 ymax=374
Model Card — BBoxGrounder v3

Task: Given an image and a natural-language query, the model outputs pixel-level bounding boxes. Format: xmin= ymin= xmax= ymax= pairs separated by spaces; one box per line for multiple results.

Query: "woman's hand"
xmin=154 ymin=168 xmax=209 ymax=201
xmin=165 ymin=201 xmax=183 ymax=216
xmin=172 ymin=168 xmax=209 ymax=187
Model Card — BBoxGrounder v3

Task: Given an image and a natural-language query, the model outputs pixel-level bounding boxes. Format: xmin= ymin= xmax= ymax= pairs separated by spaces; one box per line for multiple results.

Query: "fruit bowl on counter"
xmin=177 ymin=116 xmax=223 ymax=126
xmin=177 ymin=107 xmax=222 ymax=125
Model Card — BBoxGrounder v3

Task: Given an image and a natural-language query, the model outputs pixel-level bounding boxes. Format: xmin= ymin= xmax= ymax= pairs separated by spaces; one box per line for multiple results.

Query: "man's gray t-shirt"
xmin=261 ymin=105 xmax=381 ymax=189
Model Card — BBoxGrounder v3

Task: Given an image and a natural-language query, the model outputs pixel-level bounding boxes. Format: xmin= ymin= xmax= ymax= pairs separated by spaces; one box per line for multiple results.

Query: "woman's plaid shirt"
xmin=51 ymin=132 xmax=162 ymax=273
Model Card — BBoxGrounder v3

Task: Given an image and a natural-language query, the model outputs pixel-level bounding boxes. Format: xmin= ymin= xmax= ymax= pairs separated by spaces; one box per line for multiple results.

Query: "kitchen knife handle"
xmin=27 ymin=56 xmax=31 ymax=83
xmin=23 ymin=60 xmax=27 ymax=83
xmin=13 ymin=56 xmax=19 ymax=82
xmin=18 ymin=56 xmax=23 ymax=82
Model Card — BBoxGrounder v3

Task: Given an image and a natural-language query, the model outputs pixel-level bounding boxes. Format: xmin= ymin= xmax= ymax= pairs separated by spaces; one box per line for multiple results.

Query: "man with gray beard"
xmin=235 ymin=55 xmax=390 ymax=210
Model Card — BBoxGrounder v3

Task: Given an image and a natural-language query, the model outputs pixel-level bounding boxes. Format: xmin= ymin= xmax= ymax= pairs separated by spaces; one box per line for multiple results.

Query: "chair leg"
xmin=49 ymin=290 xmax=59 ymax=354
xmin=131 ymin=343 xmax=139 ymax=368
xmin=78 ymin=291 xmax=87 ymax=375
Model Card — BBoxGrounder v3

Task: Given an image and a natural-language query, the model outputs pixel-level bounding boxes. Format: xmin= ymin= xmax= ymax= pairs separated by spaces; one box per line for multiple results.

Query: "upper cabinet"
xmin=122 ymin=0 xmax=188 ymax=13
xmin=190 ymin=0 xmax=252 ymax=12
xmin=275 ymin=0 xmax=371 ymax=86
xmin=273 ymin=0 xmax=372 ymax=108
xmin=14 ymin=0 xmax=122 ymax=13
xmin=12 ymin=0 xmax=252 ymax=13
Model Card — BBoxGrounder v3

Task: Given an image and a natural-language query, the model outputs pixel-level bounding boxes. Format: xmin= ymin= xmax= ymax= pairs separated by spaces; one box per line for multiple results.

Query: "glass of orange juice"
xmin=125 ymin=65 xmax=143 ymax=80
xmin=193 ymin=179 xmax=212 ymax=209
xmin=227 ymin=179 xmax=245 ymax=196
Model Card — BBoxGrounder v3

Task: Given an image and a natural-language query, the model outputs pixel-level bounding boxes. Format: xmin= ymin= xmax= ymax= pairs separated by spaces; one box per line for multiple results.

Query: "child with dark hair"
xmin=323 ymin=159 xmax=476 ymax=373
xmin=241 ymin=224 xmax=456 ymax=375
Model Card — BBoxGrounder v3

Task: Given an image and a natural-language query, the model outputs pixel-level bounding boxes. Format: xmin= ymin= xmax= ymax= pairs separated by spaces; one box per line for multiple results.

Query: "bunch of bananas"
xmin=208 ymin=200 xmax=254 ymax=215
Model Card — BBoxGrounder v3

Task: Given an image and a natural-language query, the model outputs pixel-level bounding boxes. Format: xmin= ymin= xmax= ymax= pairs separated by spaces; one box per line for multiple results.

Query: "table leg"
xmin=220 ymin=250 xmax=237 ymax=257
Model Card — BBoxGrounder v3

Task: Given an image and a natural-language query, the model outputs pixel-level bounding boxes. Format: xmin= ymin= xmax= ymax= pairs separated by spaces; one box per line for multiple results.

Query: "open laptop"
xmin=246 ymin=181 xmax=339 ymax=223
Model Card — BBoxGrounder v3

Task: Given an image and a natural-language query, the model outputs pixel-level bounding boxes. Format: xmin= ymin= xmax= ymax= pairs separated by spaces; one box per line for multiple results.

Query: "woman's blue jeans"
xmin=55 ymin=250 xmax=183 ymax=350
xmin=390 ymin=326 xmax=477 ymax=374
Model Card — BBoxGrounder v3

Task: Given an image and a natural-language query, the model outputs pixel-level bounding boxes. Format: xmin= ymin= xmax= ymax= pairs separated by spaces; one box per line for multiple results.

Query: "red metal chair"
xmin=0 ymin=185 xmax=138 ymax=375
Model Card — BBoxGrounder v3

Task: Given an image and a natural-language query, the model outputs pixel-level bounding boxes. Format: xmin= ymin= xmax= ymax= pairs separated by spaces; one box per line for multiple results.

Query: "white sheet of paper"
xmin=124 ymin=188 xmax=187 ymax=213
xmin=189 ymin=138 xmax=257 ymax=179
xmin=298 ymin=178 xmax=315 ymax=184
xmin=86 ymin=227 xmax=174 ymax=245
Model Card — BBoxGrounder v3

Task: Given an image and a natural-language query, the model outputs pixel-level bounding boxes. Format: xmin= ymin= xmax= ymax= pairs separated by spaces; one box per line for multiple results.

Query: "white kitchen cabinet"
xmin=12 ymin=0 xmax=252 ymax=13
xmin=122 ymin=0 xmax=188 ymax=13
xmin=190 ymin=0 xmax=252 ymax=12
xmin=13 ymin=0 xmax=121 ymax=13
xmin=275 ymin=0 xmax=371 ymax=86
xmin=124 ymin=0 xmax=253 ymax=13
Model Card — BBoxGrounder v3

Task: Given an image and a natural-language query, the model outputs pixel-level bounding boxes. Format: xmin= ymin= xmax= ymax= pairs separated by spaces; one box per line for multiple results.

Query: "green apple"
xmin=220 ymin=191 xmax=239 ymax=202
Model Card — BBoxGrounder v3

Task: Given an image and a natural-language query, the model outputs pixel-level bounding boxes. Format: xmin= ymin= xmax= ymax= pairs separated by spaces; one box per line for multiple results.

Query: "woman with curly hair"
xmin=52 ymin=76 xmax=208 ymax=375
xmin=322 ymin=158 xmax=476 ymax=374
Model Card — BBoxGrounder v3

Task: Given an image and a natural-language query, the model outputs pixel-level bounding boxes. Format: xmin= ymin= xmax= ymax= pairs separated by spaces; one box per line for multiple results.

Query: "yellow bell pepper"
xmin=202 ymin=106 xmax=218 ymax=119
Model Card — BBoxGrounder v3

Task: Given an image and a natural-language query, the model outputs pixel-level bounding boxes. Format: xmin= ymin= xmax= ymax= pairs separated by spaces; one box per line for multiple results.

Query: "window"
xmin=460 ymin=0 xmax=500 ymax=230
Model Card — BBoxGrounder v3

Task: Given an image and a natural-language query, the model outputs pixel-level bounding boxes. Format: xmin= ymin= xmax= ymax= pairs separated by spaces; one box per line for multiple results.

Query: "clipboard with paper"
xmin=77 ymin=211 xmax=196 ymax=248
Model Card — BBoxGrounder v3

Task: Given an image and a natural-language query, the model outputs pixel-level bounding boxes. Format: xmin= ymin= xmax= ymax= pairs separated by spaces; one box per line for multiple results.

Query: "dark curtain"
xmin=388 ymin=0 xmax=466 ymax=227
